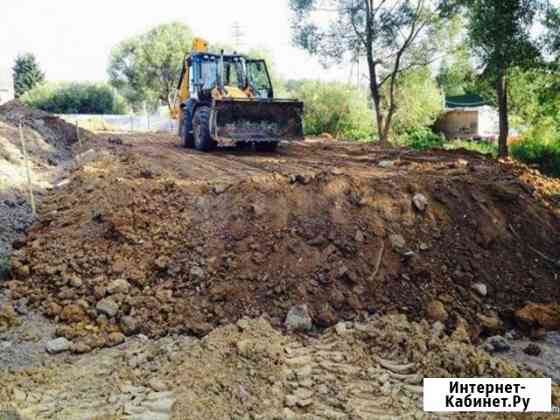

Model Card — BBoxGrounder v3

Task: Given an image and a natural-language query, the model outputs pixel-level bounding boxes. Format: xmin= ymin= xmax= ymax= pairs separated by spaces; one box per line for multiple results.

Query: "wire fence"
xmin=57 ymin=113 xmax=178 ymax=133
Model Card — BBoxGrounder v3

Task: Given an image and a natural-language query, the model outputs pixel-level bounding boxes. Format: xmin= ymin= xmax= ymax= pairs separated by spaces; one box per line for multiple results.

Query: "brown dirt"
xmin=0 ymin=100 xmax=96 ymax=259
xmin=3 ymin=133 xmax=560 ymax=349
xmin=1 ymin=315 xmax=557 ymax=419
xmin=0 ymin=100 xmax=93 ymax=151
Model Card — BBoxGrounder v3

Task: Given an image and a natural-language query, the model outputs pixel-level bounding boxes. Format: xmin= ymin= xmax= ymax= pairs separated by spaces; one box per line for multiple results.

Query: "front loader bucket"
xmin=211 ymin=99 xmax=304 ymax=143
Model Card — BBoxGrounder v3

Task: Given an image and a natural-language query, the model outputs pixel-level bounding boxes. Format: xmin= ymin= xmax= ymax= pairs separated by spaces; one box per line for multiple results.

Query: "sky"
xmin=0 ymin=0 xmax=351 ymax=85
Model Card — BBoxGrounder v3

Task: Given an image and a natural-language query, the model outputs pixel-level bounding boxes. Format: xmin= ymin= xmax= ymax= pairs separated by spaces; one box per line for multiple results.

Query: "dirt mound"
xmin=3 ymin=137 xmax=560 ymax=350
xmin=0 ymin=100 xmax=96 ymax=258
xmin=0 ymin=99 xmax=93 ymax=152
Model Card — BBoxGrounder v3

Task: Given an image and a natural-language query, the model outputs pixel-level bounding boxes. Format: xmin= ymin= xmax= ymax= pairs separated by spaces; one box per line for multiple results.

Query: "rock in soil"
xmin=426 ymin=300 xmax=448 ymax=322
xmin=515 ymin=303 xmax=560 ymax=331
xmin=485 ymin=336 xmax=511 ymax=353
xmin=524 ymin=343 xmax=542 ymax=356
xmin=472 ymin=282 xmax=488 ymax=297
xmin=412 ymin=193 xmax=428 ymax=212
xmin=45 ymin=337 xmax=71 ymax=354
xmin=284 ymin=304 xmax=312 ymax=332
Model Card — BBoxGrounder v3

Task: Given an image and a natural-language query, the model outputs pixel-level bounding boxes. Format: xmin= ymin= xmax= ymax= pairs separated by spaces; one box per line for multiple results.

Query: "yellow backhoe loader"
xmin=171 ymin=38 xmax=304 ymax=152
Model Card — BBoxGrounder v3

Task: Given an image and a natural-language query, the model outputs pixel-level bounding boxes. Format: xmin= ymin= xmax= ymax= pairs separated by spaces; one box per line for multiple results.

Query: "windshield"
xmin=224 ymin=60 xmax=246 ymax=88
xmin=247 ymin=60 xmax=272 ymax=98
xmin=195 ymin=56 xmax=271 ymax=96
xmin=199 ymin=59 xmax=218 ymax=90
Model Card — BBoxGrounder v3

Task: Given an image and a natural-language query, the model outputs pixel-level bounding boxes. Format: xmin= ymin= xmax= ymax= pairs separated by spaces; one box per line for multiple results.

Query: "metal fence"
xmin=57 ymin=113 xmax=178 ymax=133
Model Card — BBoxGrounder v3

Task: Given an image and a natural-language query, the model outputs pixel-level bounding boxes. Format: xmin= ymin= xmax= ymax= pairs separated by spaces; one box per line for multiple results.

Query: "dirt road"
xmin=115 ymin=133 xmax=496 ymax=182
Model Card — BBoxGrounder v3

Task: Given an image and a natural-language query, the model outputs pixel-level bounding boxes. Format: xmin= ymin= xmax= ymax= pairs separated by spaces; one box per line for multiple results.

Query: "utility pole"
xmin=231 ymin=21 xmax=246 ymax=51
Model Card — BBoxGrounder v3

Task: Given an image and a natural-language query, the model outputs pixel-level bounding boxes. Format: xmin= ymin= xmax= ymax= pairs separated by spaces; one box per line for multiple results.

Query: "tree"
xmin=543 ymin=4 xmax=560 ymax=63
xmin=12 ymin=53 xmax=45 ymax=98
xmin=289 ymin=0 xmax=452 ymax=145
xmin=437 ymin=47 xmax=478 ymax=96
xmin=508 ymin=68 xmax=560 ymax=131
xmin=465 ymin=0 xmax=544 ymax=158
xmin=108 ymin=22 xmax=193 ymax=111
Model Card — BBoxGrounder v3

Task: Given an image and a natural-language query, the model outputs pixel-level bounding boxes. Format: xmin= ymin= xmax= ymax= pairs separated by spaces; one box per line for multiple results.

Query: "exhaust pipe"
xmin=219 ymin=50 xmax=225 ymax=94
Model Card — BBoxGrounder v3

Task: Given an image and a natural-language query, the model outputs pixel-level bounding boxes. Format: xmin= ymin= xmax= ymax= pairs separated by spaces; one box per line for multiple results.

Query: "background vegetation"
xmin=21 ymin=82 xmax=128 ymax=114
xmin=13 ymin=2 xmax=560 ymax=177
xmin=12 ymin=53 xmax=45 ymax=98
xmin=286 ymin=80 xmax=375 ymax=141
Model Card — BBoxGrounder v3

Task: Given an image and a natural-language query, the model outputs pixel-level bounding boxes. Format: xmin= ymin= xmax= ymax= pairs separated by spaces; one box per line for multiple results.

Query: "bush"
xmin=402 ymin=127 xmax=446 ymax=150
xmin=287 ymin=80 xmax=375 ymax=141
xmin=511 ymin=134 xmax=560 ymax=178
xmin=392 ymin=68 xmax=444 ymax=136
xmin=22 ymin=82 xmax=128 ymax=114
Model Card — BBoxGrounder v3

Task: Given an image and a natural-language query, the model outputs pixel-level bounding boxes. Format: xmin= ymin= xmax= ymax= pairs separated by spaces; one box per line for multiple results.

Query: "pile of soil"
xmin=0 ymin=100 xmax=94 ymax=258
xmin=2 ymin=314 xmax=556 ymax=419
xmin=0 ymin=100 xmax=92 ymax=151
xmin=4 ymin=136 xmax=560 ymax=350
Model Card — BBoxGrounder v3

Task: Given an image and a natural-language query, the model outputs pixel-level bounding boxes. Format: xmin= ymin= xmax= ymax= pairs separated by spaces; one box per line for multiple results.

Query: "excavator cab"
xmin=173 ymin=38 xmax=304 ymax=152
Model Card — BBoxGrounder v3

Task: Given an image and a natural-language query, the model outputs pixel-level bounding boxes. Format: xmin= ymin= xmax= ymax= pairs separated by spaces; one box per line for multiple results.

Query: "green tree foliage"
xmin=287 ymin=80 xmax=374 ymax=140
xmin=21 ymin=82 xmax=128 ymax=114
xmin=289 ymin=0 xmax=453 ymax=145
xmin=508 ymin=68 xmax=560 ymax=130
xmin=465 ymin=0 xmax=545 ymax=157
xmin=12 ymin=53 xmax=45 ymax=98
xmin=108 ymin=22 xmax=193 ymax=110
xmin=437 ymin=49 xmax=478 ymax=96
xmin=393 ymin=68 xmax=444 ymax=135
xmin=543 ymin=5 xmax=560 ymax=62
xmin=435 ymin=15 xmax=479 ymax=96
xmin=507 ymin=68 xmax=560 ymax=177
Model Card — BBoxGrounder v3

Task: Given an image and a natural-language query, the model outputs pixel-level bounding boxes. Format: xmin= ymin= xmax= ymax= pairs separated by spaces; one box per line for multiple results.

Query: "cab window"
xmin=247 ymin=60 xmax=272 ymax=98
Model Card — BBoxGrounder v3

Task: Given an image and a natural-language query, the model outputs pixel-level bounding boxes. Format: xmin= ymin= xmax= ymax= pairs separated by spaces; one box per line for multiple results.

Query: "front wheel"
xmin=255 ymin=142 xmax=278 ymax=153
xmin=193 ymin=106 xmax=217 ymax=152
xmin=237 ymin=141 xmax=252 ymax=151
xmin=181 ymin=116 xmax=194 ymax=148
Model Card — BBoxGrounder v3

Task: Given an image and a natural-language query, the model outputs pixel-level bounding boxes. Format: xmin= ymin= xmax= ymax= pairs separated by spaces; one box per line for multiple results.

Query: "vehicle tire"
xmin=182 ymin=115 xmax=195 ymax=148
xmin=178 ymin=116 xmax=184 ymax=137
xmin=237 ymin=141 xmax=252 ymax=151
xmin=193 ymin=106 xmax=216 ymax=152
xmin=255 ymin=142 xmax=278 ymax=153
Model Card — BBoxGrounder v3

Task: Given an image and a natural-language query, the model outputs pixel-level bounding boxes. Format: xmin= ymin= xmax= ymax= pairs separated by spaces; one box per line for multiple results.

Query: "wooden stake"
xmin=76 ymin=120 xmax=83 ymax=150
xmin=19 ymin=122 xmax=37 ymax=217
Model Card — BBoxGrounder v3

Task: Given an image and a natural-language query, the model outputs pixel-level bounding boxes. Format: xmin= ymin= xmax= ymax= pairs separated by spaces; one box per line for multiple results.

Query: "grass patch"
xmin=444 ymin=140 xmax=498 ymax=157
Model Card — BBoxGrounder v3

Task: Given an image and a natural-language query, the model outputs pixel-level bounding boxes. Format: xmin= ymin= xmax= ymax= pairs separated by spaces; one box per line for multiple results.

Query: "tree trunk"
xmin=363 ymin=0 xmax=389 ymax=147
xmin=496 ymin=67 xmax=509 ymax=158
xmin=380 ymin=106 xmax=395 ymax=145
xmin=367 ymin=64 xmax=390 ymax=146
xmin=366 ymin=57 xmax=384 ymax=144
xmin=371 ymin=88 xmax=385 ymax=143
